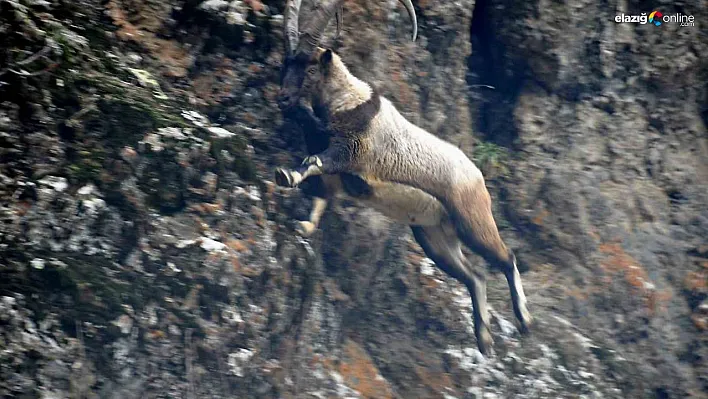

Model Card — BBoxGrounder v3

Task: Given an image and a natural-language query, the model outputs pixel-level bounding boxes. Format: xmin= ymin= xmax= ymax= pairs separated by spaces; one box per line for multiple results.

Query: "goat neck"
xmin=317 ymin=53 xmax=373 ymax=116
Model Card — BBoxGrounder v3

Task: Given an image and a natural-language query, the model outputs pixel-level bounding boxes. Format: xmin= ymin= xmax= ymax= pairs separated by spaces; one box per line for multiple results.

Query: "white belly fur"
xmin=348 ymin=179 xmax=448 ymax=226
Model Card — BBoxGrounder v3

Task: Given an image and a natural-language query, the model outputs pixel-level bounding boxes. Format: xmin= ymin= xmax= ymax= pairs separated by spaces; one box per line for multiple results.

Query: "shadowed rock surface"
xmin=0 ymin=0 xmax=706 ymax=398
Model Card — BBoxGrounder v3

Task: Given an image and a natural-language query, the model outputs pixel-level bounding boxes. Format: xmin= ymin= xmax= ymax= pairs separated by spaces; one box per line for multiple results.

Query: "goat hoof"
xmin=518 ymin=314 xmax=533 ymax=335
xmin=302 ymin=155 xmax=322 ymax=168
xmin=476 ymin=329 xmax=495 ymax=357
xmin=477 ymin=341 xmax=495 ymax=358
xmin=519 ymin=324 xmax=531 ymax=335
xmin=296 ymin=221 xmax=316 ymax=237
xmin=275 ymin=168 xmax=294 ymax=187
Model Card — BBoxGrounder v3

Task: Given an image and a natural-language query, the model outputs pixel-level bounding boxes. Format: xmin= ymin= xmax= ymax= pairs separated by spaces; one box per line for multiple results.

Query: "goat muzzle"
xmin=277 ymin=91 xmax=295 ymax=110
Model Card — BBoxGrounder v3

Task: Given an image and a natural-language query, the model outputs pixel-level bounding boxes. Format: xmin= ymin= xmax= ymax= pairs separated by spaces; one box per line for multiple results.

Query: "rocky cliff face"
xmin=1 ymin=0 xmax=706 ymax=398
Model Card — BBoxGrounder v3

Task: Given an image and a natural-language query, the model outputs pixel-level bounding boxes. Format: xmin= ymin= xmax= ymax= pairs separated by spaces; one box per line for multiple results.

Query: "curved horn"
xmin=297 ymin=0 xmax=346 ymax=55
xmin=297 ymin=0 xmax=418 ymax=55
xmin=397 ymin=0 xmax=417 ymax=41
xmin=335 ymin=5 xmax=343 ymax=39
xmin=283 ymin=0 xmax=303 ymax=55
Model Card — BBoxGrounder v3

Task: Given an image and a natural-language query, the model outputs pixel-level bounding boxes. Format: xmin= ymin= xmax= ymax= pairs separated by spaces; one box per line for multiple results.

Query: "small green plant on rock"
xmin=472 ymin=141 xmax=510 ymax=180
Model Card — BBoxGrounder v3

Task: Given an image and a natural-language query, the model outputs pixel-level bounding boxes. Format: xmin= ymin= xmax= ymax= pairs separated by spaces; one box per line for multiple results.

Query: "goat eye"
xmin=307 ymin=68 xmax=316 ymax=75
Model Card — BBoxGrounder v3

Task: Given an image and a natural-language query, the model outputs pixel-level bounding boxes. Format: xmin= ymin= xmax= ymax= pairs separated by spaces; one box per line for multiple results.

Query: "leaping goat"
xmin=275 ymin=0 xmax=531 ymax=356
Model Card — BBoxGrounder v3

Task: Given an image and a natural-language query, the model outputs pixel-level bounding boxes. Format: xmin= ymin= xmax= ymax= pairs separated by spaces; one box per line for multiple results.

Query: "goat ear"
xmin=320 ymin=49 xmax=333 ymax=71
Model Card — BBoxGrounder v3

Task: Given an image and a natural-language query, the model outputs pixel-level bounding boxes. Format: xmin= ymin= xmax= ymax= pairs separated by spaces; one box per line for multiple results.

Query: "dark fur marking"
xmin=287 ymin=104 xmax=331 ymax=154
xmin=339 ymin=173 xmax=373 ymax=197
xmin=281 ymin=104 xmax=332 ymax=199
xmin=299 ymin=176 xmax=328 ymax=199
xmin=325 ymin=88 xmax=381 ymax=137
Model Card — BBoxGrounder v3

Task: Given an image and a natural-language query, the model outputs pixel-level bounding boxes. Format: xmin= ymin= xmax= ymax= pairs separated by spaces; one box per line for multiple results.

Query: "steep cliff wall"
xmin=0 ymin=0 xmax=706 ymax=398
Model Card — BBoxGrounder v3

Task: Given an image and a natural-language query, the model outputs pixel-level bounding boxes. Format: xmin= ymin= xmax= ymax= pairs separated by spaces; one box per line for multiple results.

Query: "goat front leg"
xmin=274 ymin=143 xmax=351 ymax=188
xmin=296 ymin=196 xmax=328 ymax=237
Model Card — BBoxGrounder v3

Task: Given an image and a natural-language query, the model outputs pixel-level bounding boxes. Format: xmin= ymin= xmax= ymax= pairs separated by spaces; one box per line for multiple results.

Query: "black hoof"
xmin=518 ymin=317 xmax=533 ymax=336
xmin=275 ymin=168 xmax=294 ymax=187
xmin=476 ymin=331 xmax=495 ymax=358
xmin=477 ymin=342 xmax=494 ymax=358
xmin=302 ymin=155 xmax=322 ymax=167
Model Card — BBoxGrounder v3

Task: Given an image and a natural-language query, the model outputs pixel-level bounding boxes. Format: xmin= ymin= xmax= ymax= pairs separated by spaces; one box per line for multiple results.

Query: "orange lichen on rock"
xmin=106 ymin=0 xmax=193 ymax=77
xmin=406 ymin=252 xmax=423 ymax=265
xmin=192 ymin=57 xmax=239 ymax=106
xmin=598 ymin=242 xmax=649 ymax=290
xmin=187 ymin=202 xmax=223 ymax=215
xmin=106 ymin=1 xmax=141 ymax=41
xmin=153 ymin=40 xmax=193 ymax=78
xmin=691 ymin=314 xmax=707 ymax=331
xmin=335 ymin=339 xmax=395 ymax=399
xmin=412 ymin=364 xmax=455 ymax=397
xmin=148 ymin=329 xmax=167 ymax=340
xmin=420 ymin=276 xmax=441 ymax=291
xmin=646 ymin=288 xmax=674 ymax=317
xmin=564 ymin=286 xmax=591 ymax=301
xmin=240 ymin=265 xmax=262 ymax=278
xmin=531 ymin=208 xmax=550 ymax=226
xmin=243 ymin=112 xmax=258 ymax=125
xmin=389 ymin=68 xmax=415 ymax=109
xmin=598 ymin=241 xmax=673 ymax=315
xmin=684 ymin=271 xmax=707 ymax=293
xmin=15 ymin=201 xmax=32 ymax=217
xmin=227 ymin=239 xmax=248 ymax=253
xmin=230 ymin=256 xmax=241 ymax=273
xmin=323 ymin=279 xmax=350 ymax=303
xmin=417 ymin=0 xmax=432 ymax=9
xmin=244 ymin=0 xmax=264 ymax=13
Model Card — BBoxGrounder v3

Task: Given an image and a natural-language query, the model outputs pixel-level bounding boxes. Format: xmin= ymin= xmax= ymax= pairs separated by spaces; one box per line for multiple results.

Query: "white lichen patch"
xmin=181 ymin=110 xmax=209 ymax=127
xmin=77 ymin=184 xmax=96 ymax=196
xmin=227 ymin=348 xmax=254 ymax=377
xmin=111 ymin=314 xmax=133 ymax=335
xmin=139 ymin=133 xmax=164 ymax=152
xmin=166 ymin=262 xmax=181 ymax=275
xmin=175 ymin=239 xmax=197 ymax=249
xmin=157 ymin=127 xmax=191 ymax=140
xmin=491 ymin=310 xmax=517 ymax=339
xmin=420 ymin=257 xmax=436 ymax=276
xmin=450 ymin=286 xmax=476 ymax=335
xmin=444 ymin=346 xmax=486 ymax=371
xmin=207 ymin=126 xmax=234 ymax=138
xmin=329 ymin=370 xmax=361 ymax=398
xmin=127 ymin=68 xmax=168 ymax=99
xmin=246 ymin=185 xmax=261 ymax=202
xmin=198 ymin=237 xmax=227 ymax=253
xmin=81 ymin=197 xmax=106 ymax=217
xmin=30 ymin=258 xmax=46 ymax=270
xmin=198 ymin=0 xmax=229 ymax=10
xmin=38 ymin=176 xmax=68 ymax=193
xmin=138 ymin=127 xmax=203 ymax=153
xmin=222 ymin=306 xmax=244 ymax=325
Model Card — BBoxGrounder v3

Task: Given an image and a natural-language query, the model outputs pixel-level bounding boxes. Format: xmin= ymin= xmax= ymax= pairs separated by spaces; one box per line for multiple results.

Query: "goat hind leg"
xmin=447 ymin=184 xmax=533 ymax=334
xmin=411 ymin=225 xmax=494 ymax=356
xmin=502 ymin=251 xmax=533 ymax=334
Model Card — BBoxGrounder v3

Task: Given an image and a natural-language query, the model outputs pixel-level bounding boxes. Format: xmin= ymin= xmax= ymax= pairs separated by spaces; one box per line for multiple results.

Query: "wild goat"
xmin=275 ymin=0 xmax=532 ymax=356
xmin=279 ymin=0 xmax=418 ymax=237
